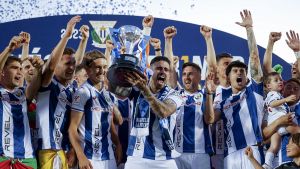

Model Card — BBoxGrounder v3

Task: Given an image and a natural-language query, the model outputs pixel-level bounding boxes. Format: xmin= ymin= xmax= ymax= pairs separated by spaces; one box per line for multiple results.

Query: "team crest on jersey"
xmin=15 ymin=89 xmax=23 ymax=97
xmin=194 ymin=93 xmax=202 ymax=101
xmin=89 ymin=21 xmax=117 ymax=48
xmin=74 ymin=95 xmax=80 ymax=103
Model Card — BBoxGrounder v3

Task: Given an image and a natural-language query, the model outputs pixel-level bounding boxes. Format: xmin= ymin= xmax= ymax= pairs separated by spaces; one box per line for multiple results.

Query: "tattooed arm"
xmin=124 ymin=72 xmax=179 ymax=118
xmin=236 ymin=9 xmax=262 ymax=82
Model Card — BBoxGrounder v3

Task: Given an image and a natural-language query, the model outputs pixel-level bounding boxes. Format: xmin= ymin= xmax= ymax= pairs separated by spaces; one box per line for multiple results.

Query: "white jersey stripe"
xmin=72 ymin=80 xmax=115 ymax=161
xmin=217 ymin=80 xmax=263 ymax=156
xmin=0 ymin=87 xmax=34 ymax=158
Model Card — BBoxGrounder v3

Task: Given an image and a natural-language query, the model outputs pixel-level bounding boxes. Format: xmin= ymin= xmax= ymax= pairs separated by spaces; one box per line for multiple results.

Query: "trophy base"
xmin=107 ymin=54 xmax=145 ymax=96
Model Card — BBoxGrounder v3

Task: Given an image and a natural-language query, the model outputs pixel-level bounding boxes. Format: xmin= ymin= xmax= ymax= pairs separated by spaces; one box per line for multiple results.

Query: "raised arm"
xmin=205 ymin=72 xmax=221 ymax=124
xmin=142 ymin=15 xmax=154 ymax=36
xmin=200 ymin=25 xmax=217 ymax=73
xmin=150 ymin=38 xmax=162 ymax=56
xmin=104 ymin=40 xmax=114 ymax=66
xmin=286 ymin=30 xmax=300 ymax=78
xmin=26 ymin=56 xmax=44 ymax=101
xmin=42 ymin=15 xmax=81 ymax=87
xmin=163 ymin=26 xmax=176 ymax=70
xmin=263 ymin=32 xmax=281 ymax=74
xmin=0 ymin=36 xmax=24 ymax=72
xmin=236 ymin=9 xmax=262 ymax=82
xmin=19 ymin=32 xmax=31 ymax=61
xmin=74 ymin=25 xmax=89 ymax=66
xmin=164 ymin=26 xmax=178 ymax=88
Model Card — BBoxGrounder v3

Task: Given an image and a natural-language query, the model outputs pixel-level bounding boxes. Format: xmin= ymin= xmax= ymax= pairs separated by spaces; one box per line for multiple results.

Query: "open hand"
xmin=65 ymin=15 xmax=81 ymax=38
xmin=235 ymin=9 xmax=253 ymax=28
xmin=286 ymin=30 xmax=300 ymax=52
xmin=124 ymin=72 xmax=147 ymax=91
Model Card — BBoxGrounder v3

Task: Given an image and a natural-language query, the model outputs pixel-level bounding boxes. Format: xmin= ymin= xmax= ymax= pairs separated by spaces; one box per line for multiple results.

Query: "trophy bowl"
xmin=107 ymin=25 xmax=146 ymax=97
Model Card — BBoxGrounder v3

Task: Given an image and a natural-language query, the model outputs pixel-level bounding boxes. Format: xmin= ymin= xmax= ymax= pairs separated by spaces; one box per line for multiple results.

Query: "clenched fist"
xmin=164 ymin=26 xmax=177 ymax=39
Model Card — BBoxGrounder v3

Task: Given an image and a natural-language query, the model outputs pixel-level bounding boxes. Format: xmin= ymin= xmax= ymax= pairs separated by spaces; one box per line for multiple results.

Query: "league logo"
xmin=89 ymin=21 xmax=117 ymax=48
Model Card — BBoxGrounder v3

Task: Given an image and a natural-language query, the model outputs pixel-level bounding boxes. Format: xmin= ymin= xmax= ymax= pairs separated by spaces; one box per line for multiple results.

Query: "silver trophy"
xmin=107 ymin=25 xmax=145 ymax=97
xmin=119 ymin=25 xmax=143 ymax=54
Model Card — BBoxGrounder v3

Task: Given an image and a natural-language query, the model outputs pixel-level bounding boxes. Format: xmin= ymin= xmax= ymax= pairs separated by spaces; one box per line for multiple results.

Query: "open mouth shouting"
xmin=14 ymin=75 xmax=22 ymax=84
xmin=157 ymin=73 xmax=166 ymax=85
xmin=236 ymin=76 xmax=243 ymax=85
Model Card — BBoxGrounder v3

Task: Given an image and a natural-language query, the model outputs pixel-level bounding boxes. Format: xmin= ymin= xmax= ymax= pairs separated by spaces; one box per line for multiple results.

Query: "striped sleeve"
xmin=249 ymin=79 xmax=264 ymax=96
xmin=72 ymin=87 xmax=90 ymax=112
xmin=165 ymin=90 xmax=183 ymax=110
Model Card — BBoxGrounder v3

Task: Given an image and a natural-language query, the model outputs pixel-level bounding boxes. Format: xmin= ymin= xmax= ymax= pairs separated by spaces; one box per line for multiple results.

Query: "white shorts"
xmin=267 ymin=111 xmax=285 ymax=126
xmin=267 ymin=111 xmax=288 ymax=135
xmin=175 ymin=153 xmax=210 ymax=169
xmin=211 ymin=154 xmax=224 ymax=169
xmin=125 ymin=156 xmax=178 ymax=169
xmin=224 ymin=146 xmax=261 ymax=169
xmin=89 ymin=159 xmax=117 ymax=169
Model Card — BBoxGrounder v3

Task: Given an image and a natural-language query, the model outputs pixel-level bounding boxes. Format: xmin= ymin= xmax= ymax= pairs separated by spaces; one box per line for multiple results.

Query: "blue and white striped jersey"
xmin=0 ymin=86 xmax=34 ymax=158
xmin=215 ymin=80 xmax=264 ymax=156
xmin=115 ymin=97 xmax=133 ymax=163
xmin=213 ymin=85 xmax=232 ymax=155
xmin=278 ymin=101 xmax=300 ymax=164
xmin=72 ymin=79 xmax=115 ymax=161
xmin=36 ymin=77 xmax=76 ymax=150
xmin=175 ymin=89 xmax=213 ymax=154
xmin=127 ymin=85 xmax=183 ymax=160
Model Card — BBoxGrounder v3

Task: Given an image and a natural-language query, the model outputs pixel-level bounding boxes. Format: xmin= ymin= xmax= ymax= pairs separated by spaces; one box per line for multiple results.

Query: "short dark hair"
xmin=63 ymin=47 xmax=75 ymax=55
xmin=83 ymin=50 xmax=106 ymax=68
xmin=75 ymin=63 xmax=85 ymax=74
xmin=150 ymin=56 xmax=170 ymax=66
xmin=4 ymin=55 xmax=22 ymax=67
xmin=225 ymin=60 xmax=247 ymax=76
xmin=216 ymin=53 xmax=233 ymax=63
xmin=182 ymin=62 xmax=201 ymax=73
xmin=264 ymin=72 xmax=281 ymax=84
xmin=285 ymin=78 xmax=300 ymax=87
xmin=290 ymin=133 xmax=300 ymax=147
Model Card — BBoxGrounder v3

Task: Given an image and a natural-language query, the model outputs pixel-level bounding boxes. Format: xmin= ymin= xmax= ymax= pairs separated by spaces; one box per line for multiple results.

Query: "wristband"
xmin=206 ymin=92 xmax=214 ymax=95
xmin=155 ymin=48 xmax=161 ymax=51
xmin=295 ymin=51 xmax=300 ymax=59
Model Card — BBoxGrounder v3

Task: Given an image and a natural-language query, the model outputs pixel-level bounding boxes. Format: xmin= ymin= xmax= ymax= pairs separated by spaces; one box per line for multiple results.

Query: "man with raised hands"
xmin=35 ymin=15 xmax=89 ymax=169
xmin=0 ymin=35 xmax=43 ymax=169
xmin=205 ymin=9 xmax=265 ymax=169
